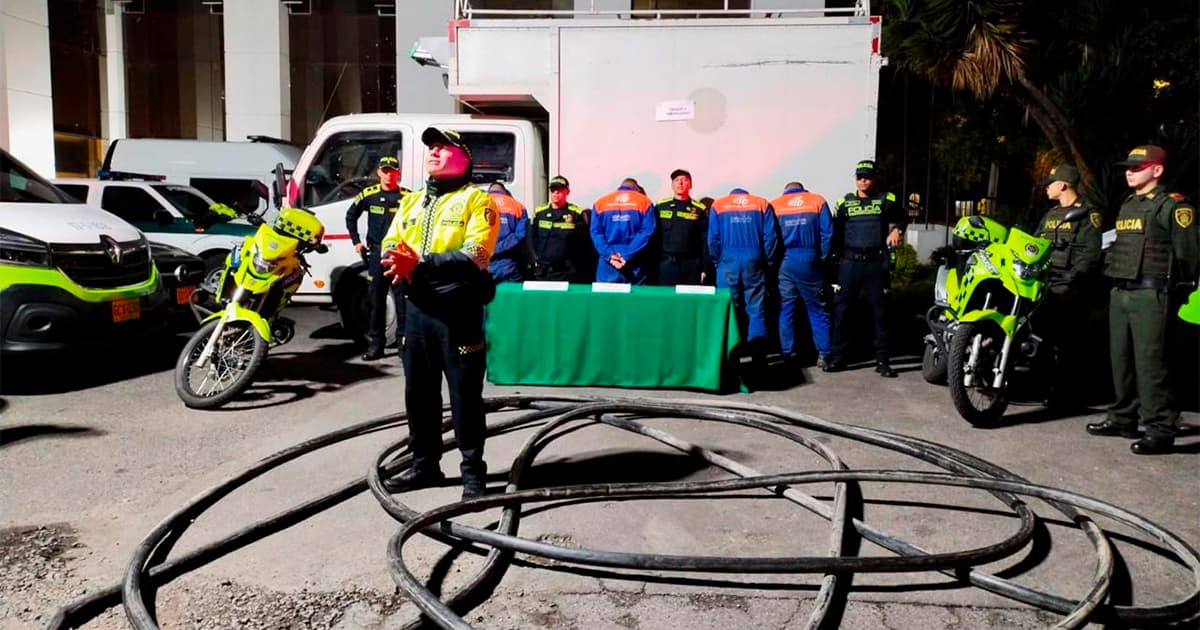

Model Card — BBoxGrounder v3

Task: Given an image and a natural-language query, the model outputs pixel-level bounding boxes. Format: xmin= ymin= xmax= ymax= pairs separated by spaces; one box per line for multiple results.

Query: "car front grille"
xmin=51 ymin=239 xmax=153 ymax=289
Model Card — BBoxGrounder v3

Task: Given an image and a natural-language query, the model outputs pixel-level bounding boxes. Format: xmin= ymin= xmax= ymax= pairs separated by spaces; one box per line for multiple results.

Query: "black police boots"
xmin=1131 ymin=434 xmax=1174 ymax=455
xmin=461 ymin=461 xmax=488 ymax=500
xmin=362 ymin=346 xmax=385 ymax=361
xmin=1085 ymin=420 xmax=1141 ymax=438
xmin=382 ymin=467 xmax=446 ymax=494
xmin=875 ymin=362 xmax=898 ymax=378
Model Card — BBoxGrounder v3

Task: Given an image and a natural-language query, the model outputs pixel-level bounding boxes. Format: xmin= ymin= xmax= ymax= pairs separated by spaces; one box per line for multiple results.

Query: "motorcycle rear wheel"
xmin=174 ymin=319 xmax=267 ymax=409
xmin=947 ymin=322 xmax=1009 ymax=426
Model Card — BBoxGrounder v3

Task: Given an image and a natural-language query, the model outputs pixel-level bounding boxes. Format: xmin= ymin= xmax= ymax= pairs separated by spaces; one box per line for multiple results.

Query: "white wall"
xmin=223 ymin=0 xmax=290 ymax=140
xmin=1 ymin=0 xmax=55 ymax=176
xmin=395 ymin=0 xmax=456 ymax=114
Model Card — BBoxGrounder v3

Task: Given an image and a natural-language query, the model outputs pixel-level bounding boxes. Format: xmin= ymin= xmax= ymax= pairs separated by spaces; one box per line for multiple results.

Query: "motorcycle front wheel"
xmin=174 ymin=319 xmax=267 ymax=409
xmin=947 ymin=321 xmax=1009 ymax=426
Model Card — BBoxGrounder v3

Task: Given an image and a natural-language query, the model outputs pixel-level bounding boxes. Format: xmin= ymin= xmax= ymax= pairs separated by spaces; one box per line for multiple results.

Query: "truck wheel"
xmin=947 ymin=322 xmax=1009 ymax=426
xmin=336 ymin=271 xmax=397 ymax=347
xmin=921 ymin=343 xmax=947 ymax=385
xmin=200 ymin=253 xmax=227 ymax=294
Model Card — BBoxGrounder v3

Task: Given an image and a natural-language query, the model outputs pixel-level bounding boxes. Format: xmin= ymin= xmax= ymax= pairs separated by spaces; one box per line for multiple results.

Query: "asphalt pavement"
xmin=1 ymin=305 xmax=1197 ymax=629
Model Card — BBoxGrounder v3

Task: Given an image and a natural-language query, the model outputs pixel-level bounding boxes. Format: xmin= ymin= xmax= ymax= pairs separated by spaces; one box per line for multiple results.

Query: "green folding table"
xmin=485 ymin=283 xmax=743 ymax=392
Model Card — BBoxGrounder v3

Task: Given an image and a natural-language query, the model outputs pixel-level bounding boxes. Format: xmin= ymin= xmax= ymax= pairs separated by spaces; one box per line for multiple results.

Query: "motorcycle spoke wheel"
xmin=174 ymin=319 xmax=268 ymax=409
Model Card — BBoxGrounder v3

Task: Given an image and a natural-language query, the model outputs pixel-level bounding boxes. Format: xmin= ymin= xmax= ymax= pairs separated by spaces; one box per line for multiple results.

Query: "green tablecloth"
xmin=485 ymin=283 xmax=742 ymax=391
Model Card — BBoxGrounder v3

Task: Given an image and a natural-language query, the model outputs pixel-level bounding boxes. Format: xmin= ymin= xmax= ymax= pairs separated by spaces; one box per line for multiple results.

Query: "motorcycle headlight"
xmin=1012 ymin=257 xmax=1042 ymax=280
xmin=250 ymin=244 xmax=278 ymax=274
xmin=0 ymin=228 xmax=52 ymax=268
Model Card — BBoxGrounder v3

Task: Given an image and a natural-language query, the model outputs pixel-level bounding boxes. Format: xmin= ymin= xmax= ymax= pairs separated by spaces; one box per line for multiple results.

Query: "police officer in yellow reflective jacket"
xmin=379 ymin=127 xmax=500 ymax=498
xmin=1086 ymin=145 xmax=1199 ymax=455
xmin=345 ymin=155 xmax=410 ymax=361
xmin=1033 ymin=163 xmax=1102 ymax=404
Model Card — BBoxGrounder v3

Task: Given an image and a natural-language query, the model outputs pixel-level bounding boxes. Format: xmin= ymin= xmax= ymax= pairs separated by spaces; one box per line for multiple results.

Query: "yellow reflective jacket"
xmin=382 ymin=182 xmax=500 ymax=304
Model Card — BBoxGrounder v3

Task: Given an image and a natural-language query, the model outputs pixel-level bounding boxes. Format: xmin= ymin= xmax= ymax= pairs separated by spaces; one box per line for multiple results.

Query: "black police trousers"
xmin=532 ymin=260 xmax=576 ymax=283
xmin=401 ymin=297 xmax=488 ymax=478
xmin=366 ymin=247 xmax=405 ymax=352
xmin=830 ymin=257 xmax=890 ymax=364
xmin=657 ymin=256 xmax=704 ymax=286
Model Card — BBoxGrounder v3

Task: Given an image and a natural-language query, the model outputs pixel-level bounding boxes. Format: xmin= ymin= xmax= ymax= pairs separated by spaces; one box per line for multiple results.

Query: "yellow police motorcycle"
xmin=944 ymin=206 xmax=1090 ymax=425
xmin=174 ymin=206 xmax=327 ymax=409
xmin=922 ymin=215 xmax=1010 ymax=384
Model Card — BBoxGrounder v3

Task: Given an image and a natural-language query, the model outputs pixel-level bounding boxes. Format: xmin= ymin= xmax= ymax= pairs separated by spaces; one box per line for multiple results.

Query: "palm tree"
xmin=884 ymin=0 xmax=1098 ymax=194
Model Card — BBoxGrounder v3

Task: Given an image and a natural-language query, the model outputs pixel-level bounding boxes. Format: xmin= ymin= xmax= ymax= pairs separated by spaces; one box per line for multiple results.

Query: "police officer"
xmin=1033 ymin=164 xmax=1103 ymax=404
xmin=591 ymin=178 xmax=656 ymax=284
xmin=487 ymin=182 xmax=528 ymax=283
xmin=379 ymin=127 xmax=500 ymax=498
xmin=1087 ymin=145 xmax=1198 ymax=455
xmin=653 ymin=169 xmax=708 ymax=285
xmin=772 ymin=181 xmax=834 ymax=367
xmin=825 ymin=160 xmax=905 ymax=377
xmin=707 ymin=188 xmax=779 ymax=351
xmin=528 ymin=176 xmax=591 ymax=282
xmin=345 ymin=155 xmax=409 ymax=361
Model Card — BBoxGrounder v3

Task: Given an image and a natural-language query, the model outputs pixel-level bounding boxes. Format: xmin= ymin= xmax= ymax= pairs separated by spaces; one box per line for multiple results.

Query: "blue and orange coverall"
xmin=487 ymin=189 xmax=528 ymax=282
xmin=590 ymin=184 xmax=656 ymax=284
xmin=772 ymin=185 xmax=833 ymax=359
xmin=707 ymin=189 xmax=779 ymax=344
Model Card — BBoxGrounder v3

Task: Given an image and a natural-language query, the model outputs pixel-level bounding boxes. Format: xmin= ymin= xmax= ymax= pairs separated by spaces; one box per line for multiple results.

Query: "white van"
xmin=284 ymin=113 xmax=545 ymax=341
xmin=101 ymin=137 xmax=303 ymax=215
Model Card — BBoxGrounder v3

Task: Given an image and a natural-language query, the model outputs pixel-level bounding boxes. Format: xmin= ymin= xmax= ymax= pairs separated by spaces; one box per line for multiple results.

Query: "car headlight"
xmin=1012 ymin=257 xmax=1043 ymax=280
xmin=0 ymin=228 xmax=52 ymax=267
xmin=250 ymin=244 xmax=278 ymax=274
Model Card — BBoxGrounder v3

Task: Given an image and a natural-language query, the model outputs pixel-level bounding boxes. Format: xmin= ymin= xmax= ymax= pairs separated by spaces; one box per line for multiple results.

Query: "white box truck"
xmin=285 ymin=4 xmax=883 ymax=342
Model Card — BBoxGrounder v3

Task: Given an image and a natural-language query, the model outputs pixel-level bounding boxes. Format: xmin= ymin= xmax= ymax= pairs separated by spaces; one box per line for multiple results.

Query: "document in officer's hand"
xmin=675 ymin=285 xmax=716 ymax=295
xmin=522 ymin=281 xmax=569 ymax=291
xmin=591 ymin=282 xmax=632 ymax=293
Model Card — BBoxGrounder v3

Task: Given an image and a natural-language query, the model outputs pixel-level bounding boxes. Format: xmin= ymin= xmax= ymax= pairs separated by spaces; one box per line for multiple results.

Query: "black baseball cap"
xmin=855 ymin=160 xmax=877 ymax=178
xmin=421 ymin=127 xmax=472 ymax=158
xmin=1041 ymin=164 xmax=1079 ymax=186
xmin=1116 ymin=145 xmax=1167 ymax=168
xmin=670 ymin=168 xmax=692 ymax=181
xmin=549 ymin=175 xmax=570 ymax=190
xmin=377 ymin=155 xmax=399 ymax=170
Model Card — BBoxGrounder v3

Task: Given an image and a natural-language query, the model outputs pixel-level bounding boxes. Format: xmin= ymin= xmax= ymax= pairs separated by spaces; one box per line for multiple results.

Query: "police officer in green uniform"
xmin=1034 ymin=164 xmax=1103 ymax=404
xmin=653 ymin=168 xmax=709 ymax=285
xmin=1086 ymin=145 xmax=1199 ymax=454
xmin=825 ymin=160 xmax=906 ymax=377
xmin=345 ymin=155 xmax=409 ymax=361
xmin=527 ymin=176 xmax=592 ymax=282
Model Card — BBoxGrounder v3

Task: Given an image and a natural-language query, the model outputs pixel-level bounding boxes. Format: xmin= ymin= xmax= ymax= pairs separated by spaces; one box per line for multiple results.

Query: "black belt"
xmin=537 ymin=260 xmax=573 ymax=272
xmin=844 ymin=247 xmax=885 ymax=261
xmin=1114 ymin=277 xmax=1167 ymax=290
xmin=661 ymin=254 xmax=700 ymax=263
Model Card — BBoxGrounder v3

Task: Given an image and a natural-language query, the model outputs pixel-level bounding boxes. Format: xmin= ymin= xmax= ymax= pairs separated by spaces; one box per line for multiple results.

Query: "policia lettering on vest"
xmin=378 ymin=127 xmax=501 ymax=498
xmin=345 ymin=155 xmax=410 ymax=361
xmin=1085 ymin=145 xmax=1199 ymax=455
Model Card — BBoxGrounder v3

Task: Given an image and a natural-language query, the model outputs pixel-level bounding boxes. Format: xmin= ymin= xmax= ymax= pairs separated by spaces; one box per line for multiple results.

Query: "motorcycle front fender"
xmin=959 ymin=309 xmax=1019 ymax=337
xmin=203 ymin=304 xmax=271 ymax=341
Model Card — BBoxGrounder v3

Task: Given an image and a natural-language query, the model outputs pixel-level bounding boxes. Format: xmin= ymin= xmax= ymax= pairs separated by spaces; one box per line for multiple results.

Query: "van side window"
xmin=100 ymin=186 xmax=164 ymax=224
xmin=190 ymin=178 xmax=265 ymax=214
xmin=459 ymin=132 xmax=516 ymax=186
xmin=55 ymin=184 xmax=90 ymax=203
xmin=303 ymin=131 xmax=403 ymax=207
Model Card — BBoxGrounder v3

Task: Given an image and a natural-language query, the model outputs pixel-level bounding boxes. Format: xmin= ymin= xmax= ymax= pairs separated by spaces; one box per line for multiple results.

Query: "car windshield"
xmin=152 ymin=184 xmax=219 ymax=219
xmin=0 ymin=151 xmax=74 ymax=203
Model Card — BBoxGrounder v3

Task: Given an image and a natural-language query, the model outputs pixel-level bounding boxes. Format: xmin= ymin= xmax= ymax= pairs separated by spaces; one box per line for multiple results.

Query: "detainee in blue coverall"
xmin=707 ymin=188 xmax=779 ymax=352
xmin=772 ymin=181 xmax=833 ymax=367
xmin=486 ymin=181 xmax=528 ymax=282
xmin=590 ymin=178 xmax=657 ymax=284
